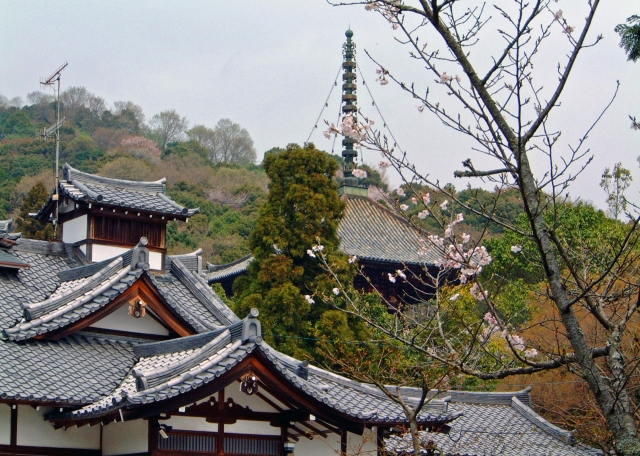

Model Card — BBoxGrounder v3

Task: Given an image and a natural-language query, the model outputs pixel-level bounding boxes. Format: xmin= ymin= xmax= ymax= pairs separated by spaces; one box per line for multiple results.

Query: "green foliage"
xmin=234 ymin=143 xmax=351 ymax=359
xmin=2 ymin=110 xmax=34 ymax=137
xmin=615 ymin=15 xmax=640 ymax=62
xmin=14 ymin=181 xmax=53 ymax=240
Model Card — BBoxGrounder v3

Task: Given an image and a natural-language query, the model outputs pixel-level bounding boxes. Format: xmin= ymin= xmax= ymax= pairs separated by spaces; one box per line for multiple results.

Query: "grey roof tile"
xmin=38 ymin=164 xmax=199 ymax=221
xmin=0 ymin=334 xmax=135 ymax=404
xmin=338 ymin=196 xmax=443 ymax=266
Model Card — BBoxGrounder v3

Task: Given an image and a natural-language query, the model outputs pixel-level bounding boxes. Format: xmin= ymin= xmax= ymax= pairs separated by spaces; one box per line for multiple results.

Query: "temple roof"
xmin=1 ymin=239 xmax=236 ymax=342
xmin=36 ymin=163 xmax=199 ymax=222
xmin=385 ymin=389 xmax=603 ymax=455
xmin=205 ymin=255 xmax=254 ymax=283
xmin=55 ymin=313 xmax=458 ymax=428
xmin=339 ymin=196 xmax=442 ymax=266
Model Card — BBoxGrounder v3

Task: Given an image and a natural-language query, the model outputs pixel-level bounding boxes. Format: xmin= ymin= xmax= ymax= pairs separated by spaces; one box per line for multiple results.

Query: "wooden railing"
xmin=156 ymin=430 xmax=280 ymax=455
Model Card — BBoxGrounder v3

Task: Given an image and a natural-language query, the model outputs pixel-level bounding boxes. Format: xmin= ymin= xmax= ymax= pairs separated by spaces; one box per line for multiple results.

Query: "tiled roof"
xmin=1 ymin=245 xmax=236 ymax=341
xmin=384 ymin=389 xmax=603 ymax=456
xmin=338 ymin=196 xmax=442 ymax=266
xmin=0 ymin=240 xmax=78 ymax=329
xmin=205 ymin=255 xmax=254 ymax=283
xmin=0 ymin=334 xmax=136 ymax=405
xmin=37 ymin=164 xmax=199 ymax=221
xmin=3 ymin=257 xmax=144 ymax=341
xmin=61 ymin=314 xmax=456 ymax=427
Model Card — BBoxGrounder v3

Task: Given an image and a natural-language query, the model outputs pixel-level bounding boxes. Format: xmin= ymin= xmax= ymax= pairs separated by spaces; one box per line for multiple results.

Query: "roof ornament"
xmin=131 ymin=237 xmax=150 ymax=270
xmin=240 ymin=371 xmax=259 ymax=395
xmin=241 ymin=308 xmax=262 ymax=344
xmin=0 ymin=220 xmax=22 ymax=249
xmin=296 ymin=360 xmax=309 ymax=380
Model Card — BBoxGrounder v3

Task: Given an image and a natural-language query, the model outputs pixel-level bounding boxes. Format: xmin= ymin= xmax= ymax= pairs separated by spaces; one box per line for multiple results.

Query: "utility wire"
xmin=357 ymin=62 xmax=405 ymax=154
xmin=307 ymin=64 xmax=343 ymax=144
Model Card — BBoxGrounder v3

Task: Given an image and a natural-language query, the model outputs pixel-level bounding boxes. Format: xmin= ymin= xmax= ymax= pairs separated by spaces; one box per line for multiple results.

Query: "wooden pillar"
xmin=280 ymin=423 xmax=288 ymax=456
xmin=340 ymin=429 xmax=347 ymax=455
xmin=217 ymin=389 xmax=225 ymax=455
xmin=376 ymin=426 xmax=386 ymax=456
xmin=10 ymin=404 xmax=17 ymax=447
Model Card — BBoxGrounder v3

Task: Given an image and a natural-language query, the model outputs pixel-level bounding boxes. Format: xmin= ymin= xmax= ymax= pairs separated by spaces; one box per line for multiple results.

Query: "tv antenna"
xmin=40 ymin=62 xmax=68 ymax=234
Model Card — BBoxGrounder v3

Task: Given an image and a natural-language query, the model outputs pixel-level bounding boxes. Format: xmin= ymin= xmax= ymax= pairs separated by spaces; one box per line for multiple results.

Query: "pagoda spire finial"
xmin=341 ymin=28 xmax=358 ymax=182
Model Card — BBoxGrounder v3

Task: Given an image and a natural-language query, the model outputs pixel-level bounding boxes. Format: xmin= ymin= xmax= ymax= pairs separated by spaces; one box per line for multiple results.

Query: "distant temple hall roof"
xmin=339 ymin=196 xmax=442 ymax=266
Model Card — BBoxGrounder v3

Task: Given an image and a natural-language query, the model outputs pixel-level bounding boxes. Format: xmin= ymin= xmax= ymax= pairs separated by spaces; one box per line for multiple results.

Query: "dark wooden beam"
xmin=341 ymin=429 xmax=347 ymax=455
xmin=0 ymin=444 xmax=100 ymax=456
xmin=10 ymin=405 xmax=17 ymax=446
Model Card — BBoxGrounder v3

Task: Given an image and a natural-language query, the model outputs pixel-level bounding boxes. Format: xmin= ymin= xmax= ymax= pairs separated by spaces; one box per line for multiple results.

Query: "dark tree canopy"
xmin=15 ymin=181 xmax=54 ymax=240
xmin=233 ymin=143 xmax=351 ymax=358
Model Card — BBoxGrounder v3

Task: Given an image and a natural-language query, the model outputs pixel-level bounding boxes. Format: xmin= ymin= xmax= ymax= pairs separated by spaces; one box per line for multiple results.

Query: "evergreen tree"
xmin=616 ymin=15 xmax=640 ymax=62
xmin=15 ymin=181 xmax=54 ymax=240
xmin=233 ymin=143 xmax=352 ymax=359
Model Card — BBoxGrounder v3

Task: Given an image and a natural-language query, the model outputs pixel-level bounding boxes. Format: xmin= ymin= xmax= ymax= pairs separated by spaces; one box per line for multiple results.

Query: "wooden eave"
xmin=51 ymin=349 xmax=453 ymax=433
xmin=36 ymin=274 xmax=197 ymax=340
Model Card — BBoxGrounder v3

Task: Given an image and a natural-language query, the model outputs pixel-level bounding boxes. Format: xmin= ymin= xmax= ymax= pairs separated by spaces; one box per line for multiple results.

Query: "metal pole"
xmin=54 ymin=74 xmax=60 ymax=237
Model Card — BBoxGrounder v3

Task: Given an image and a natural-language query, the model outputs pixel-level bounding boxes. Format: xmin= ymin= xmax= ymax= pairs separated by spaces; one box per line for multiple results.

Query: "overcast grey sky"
xmin=1 ymin=1 xmax=638 ymax=209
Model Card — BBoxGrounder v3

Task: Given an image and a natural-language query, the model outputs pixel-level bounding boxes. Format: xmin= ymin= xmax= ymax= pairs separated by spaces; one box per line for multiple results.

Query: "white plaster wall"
xmin=225 ymin=385 xmax=284 ymax=413
xmin=92 ymin=245 xmax=162 ymax=270
xmin=16 ymin=405 xmax=100 ymax=449
xmin=165 ymin=416 xmax=218 ymax=432
xmin=90 ymin=305 xmax=170 ymax=336
xmin=102 ymin=418 xmax=148 ymax=456
xmin=62 ymin=214 xmax=87 ymax=244
xmin=0 ymin=404 xmax=10 ymax=445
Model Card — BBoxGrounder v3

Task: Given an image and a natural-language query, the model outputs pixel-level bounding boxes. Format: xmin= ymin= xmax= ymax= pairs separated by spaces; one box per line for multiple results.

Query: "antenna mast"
xmin=40 ymin=62 xmax=68 ymax=235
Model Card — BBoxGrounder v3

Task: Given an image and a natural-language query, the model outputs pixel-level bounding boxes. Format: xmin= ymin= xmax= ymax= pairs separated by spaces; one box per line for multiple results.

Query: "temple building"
xmin=0 ymin=170 xmax=601 ymax=456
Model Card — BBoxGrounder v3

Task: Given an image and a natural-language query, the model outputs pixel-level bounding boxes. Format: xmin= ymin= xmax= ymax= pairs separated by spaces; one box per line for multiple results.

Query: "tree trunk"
xmin=517 ymin=147 xmax=640 ymax=455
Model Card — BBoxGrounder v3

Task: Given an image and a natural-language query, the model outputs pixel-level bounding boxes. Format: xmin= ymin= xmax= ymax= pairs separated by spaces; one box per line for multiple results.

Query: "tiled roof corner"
xmin=205 ymin=255 xmax=254 ymax=284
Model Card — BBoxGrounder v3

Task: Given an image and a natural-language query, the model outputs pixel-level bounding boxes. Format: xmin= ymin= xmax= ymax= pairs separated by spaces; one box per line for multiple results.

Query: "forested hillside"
xmin=0 ymin=88 xmax=266 ymax=264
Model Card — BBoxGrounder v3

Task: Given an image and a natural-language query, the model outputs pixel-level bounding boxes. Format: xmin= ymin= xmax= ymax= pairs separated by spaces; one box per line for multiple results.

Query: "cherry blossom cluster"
xmin=323 ymin=113 xmax=374 ymax=145
xmin=376 ymin=67 xmax=389 ymax=85
xmin=352 ymin=168 xmax=368 ymax=179
xmin=482 ymin=312 xmax=538 ymax=358
xmin=365 ymin=1 xmax=402 ymax=30
xmin=306 ymin=243 xmax=324 ymax=258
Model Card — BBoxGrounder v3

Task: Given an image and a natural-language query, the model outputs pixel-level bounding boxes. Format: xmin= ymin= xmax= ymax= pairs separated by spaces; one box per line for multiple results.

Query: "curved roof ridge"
xmin=511 ymin=396 xmax=575 ymax=444
xmin=3 ymin=264 xmax=135 ymax=340
xmin=131 ymin=339 xmax=243 ymax=399
xmin=23 ymin=257 xmax=124 ymax=320
xmin=133 ymin=330 xmax=232 ymax=389
xmin=206 ymin=254 xmax=253 ymax=271
xmin=64 ymin=163 xmax=167 ymax=192
xmin=170 ymin=258 xmax=238 ymax=325
xmin=447 ymin=386 xmax=532 ymax=407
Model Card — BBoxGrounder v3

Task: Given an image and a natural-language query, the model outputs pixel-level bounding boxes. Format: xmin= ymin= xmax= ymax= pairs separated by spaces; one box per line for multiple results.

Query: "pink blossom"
xmin=312 ymin=244 xmax=324 ymax=252
xmin=454 ymin=75 xmax=462 ymax=83
xmin=554 ymin=9 xmax=563 ymax=20
xmin=416 ymin=105 xmax=425 ymax=113
xmin=511 ymin=245 xmax=522 ymax=253
xmin=427 ymin=235 xmax=444 ymax=247
xmin=388 ymin=273 xmax=396 ymax=283
xmin=352 ymin=168 xmax=368 ymax=179
xmin=396 ymin=187 xmax=406 ymax=197
xmin=483 ymin=312 xmax=498 ymax=326
xmin=332 ymin=288 xmax=340 ymax=296
xmin=450 ymin=293 xmax=460 ymax=301
xmin=348 ymin=255 xmax=357 ymax=264
xmin=470 ymin=283 xmax=488 ymax=301
xmin=400 ymin=204 xmax=409 ymax=211
xmin=563 ymin=25 xmax=574 ymax=34
xmin=444 ymin=225 xmax=453 ymax=238
xmin=304 ymin=295 xmax=315 ymax=304
xmin=418 ymin=210 xmax=429 ymax=219
xmin=524 ymin=348 xmax=538 ymax=358
xmin=508 ymin=334 xmax=526 ymax=351
xmin=379 ymin=161 xmax=390 ymax=169
xmin=461 ymin=233 xmax=470 ymax=244
xmin=411 ymin=197 xmax=418 ymax=204
xmin=323 ymin=130 xmax=331 ymax=139
xmin=397 ymin=269 xmax=406 ymax=279
xmin=422 ymin=193 xmax=431 ymax=204
xmin=439 ymin=73 xmax=452 ymax=84
xmin=307 ymin=249 xmax=316 ymax=258
xmin=455 ymin=213 xmax=464 ymax=224
xmin=440 ymin=200 xmax=449 ymax=210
